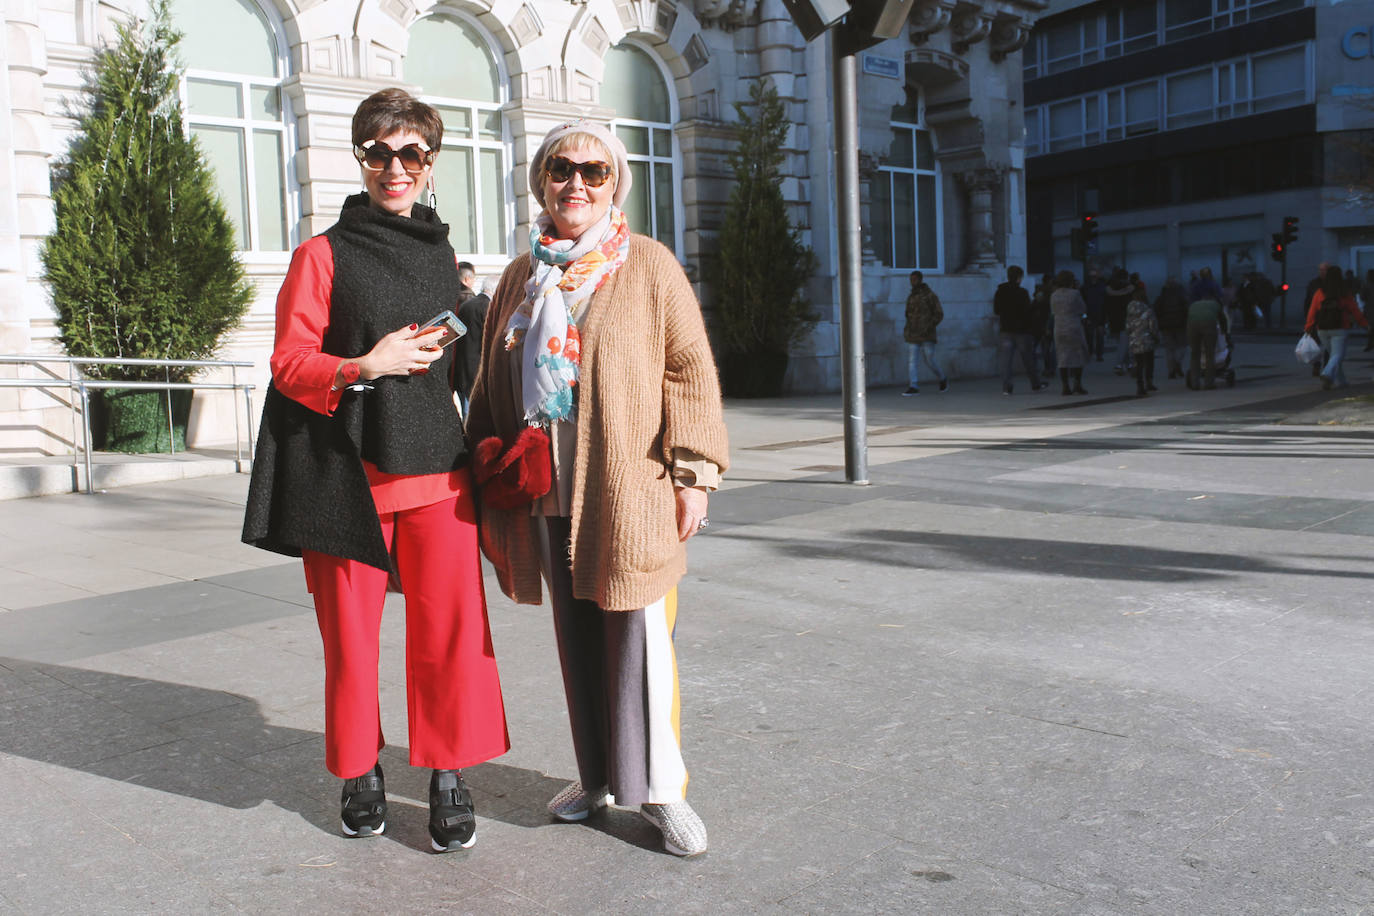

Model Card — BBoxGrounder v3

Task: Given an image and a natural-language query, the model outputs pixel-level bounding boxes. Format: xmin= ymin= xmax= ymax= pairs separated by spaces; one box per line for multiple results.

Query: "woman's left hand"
xmin=675 ymin=486 xmax=709 ymax=542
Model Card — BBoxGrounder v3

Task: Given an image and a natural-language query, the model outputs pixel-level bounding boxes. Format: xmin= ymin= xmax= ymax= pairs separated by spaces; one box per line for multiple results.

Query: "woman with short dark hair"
xmin=243 ymin=88 xmax=508 ymax=853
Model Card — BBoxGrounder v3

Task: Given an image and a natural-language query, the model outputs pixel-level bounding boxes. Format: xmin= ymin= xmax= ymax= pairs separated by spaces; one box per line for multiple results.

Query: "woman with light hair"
xmin=465 ymin=120 xmax=728 ymax=857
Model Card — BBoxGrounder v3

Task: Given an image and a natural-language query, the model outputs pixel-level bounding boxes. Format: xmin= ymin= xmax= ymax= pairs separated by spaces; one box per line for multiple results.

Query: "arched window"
xmin=872 ymin=90 xmax=941 ymax=271
xmin=408 ymin=14 xmax=507 ymax=257
xmin=602 ymin=44 xmax=678 ymax=254
xmin=170 ymin=0 xmax=290 ymax=253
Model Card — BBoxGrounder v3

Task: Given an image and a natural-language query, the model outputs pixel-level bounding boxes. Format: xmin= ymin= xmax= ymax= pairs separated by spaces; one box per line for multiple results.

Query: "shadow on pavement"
xmin=0 ymin=657 xmax=580 ymax=851
xmin=719 ymin=529 xmax=1374 ymax=583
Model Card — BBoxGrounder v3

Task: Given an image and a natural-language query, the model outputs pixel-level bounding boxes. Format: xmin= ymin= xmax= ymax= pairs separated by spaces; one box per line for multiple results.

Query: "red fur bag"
xmin=472 ymin=426 xmax=552 ymax=509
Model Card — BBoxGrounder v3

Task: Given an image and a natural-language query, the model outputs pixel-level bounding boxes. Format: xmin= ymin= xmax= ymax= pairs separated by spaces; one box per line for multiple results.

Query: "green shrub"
xmin=41 ymin=0 xmax=252 ymax=383
xmin=710 ymin=79 xmax=818 ymax=360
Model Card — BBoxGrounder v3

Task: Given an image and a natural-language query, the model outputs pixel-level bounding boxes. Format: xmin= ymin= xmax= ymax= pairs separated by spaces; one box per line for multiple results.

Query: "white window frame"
xmin=607 ymin=38 xmax=684 ymax=261
xmin=411 ymin=10 xmax=514 ymax=261
xmin=178 ymin=0 xmax=295 ymax=260
xmin=876 ymin=104 xmax=943 ymax=273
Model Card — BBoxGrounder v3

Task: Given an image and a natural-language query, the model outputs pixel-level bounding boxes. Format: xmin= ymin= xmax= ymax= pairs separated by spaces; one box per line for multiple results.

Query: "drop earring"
xmin=427 ymin=174 xmax=438 ymax=212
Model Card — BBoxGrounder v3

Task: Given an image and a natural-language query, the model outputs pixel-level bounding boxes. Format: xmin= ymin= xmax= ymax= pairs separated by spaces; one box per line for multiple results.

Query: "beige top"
xmin=511 ymin=307 xmax=721 ymax=520
xmin=466 ymin=234 xmax=730 ymax=610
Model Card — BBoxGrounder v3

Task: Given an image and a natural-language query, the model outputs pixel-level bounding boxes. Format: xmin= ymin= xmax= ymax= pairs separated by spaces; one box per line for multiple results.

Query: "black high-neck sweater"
xmin=243 ymin=195 xmax=468 ymax=570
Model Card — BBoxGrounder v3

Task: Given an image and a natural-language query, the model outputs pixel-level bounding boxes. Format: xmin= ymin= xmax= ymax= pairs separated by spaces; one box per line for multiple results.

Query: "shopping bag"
xmin=1295 ymin=334 xmax=1321 ymax=364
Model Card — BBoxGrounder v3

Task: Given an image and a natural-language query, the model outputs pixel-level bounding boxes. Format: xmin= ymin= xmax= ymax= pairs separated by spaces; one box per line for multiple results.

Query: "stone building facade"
xmin=0 ymin=0 xmax=1045 ymax=453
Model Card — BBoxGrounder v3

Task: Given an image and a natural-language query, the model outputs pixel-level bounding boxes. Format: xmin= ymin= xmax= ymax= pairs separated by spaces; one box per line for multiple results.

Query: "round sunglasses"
xmin=544 ymin=155 xmax=614 ymax=188
xmin=354 ymin=139 xmax=435 ymax=174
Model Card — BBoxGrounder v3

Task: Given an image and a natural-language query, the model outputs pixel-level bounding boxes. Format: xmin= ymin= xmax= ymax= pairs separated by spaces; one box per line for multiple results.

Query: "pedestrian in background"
xmin=1249 ymin=271 xmax=1276 ymax=330
xmin=464 ymin=119 xmax=728 ymax=857
xmin=993 ymin=265 xmax=1045 ymax=395
xmin=241 ymin=88 xmax=508 ymax=853
xmin=453 ymin=274 xmax=494 ymax=411
xmin=1032 ymin=272 xmax=1056 ymax=376
xmin=456 ymin=259 xmax=477 ymax=303
xmin=1359 ymin=268 xmax=1374 ymax=352
xmin=1187 ymin=285 xmax=1228 ymax=390
xmin=1104 ymin=268 xmax=1134 ymax=375
xmin=903 ymin=270 xmax=948 ymax=395
xmin=1081 ymin=269 xmax=1107 ymax=362
xmin=1153 ymin=277 xmax=1189 ymax=379
xmin=1127 ymin=287 xmax=1160 ymax=397
xmin=1051 ymin=270 xmax=1089 ymax=395
xmin=1305 ymin=269 xmax=1368 ymax=389
xmin=1304 ymin=263 xmax=1331 ymax=375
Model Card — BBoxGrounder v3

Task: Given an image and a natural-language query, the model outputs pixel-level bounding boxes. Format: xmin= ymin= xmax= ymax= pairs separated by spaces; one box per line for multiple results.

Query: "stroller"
xmin=1186 ymin=322 xmax=1237 ymax=388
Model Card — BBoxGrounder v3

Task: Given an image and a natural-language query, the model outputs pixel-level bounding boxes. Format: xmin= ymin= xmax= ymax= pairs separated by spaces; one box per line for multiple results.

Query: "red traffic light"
xmin=1281 ymin=282 xmax=1290 ymax=292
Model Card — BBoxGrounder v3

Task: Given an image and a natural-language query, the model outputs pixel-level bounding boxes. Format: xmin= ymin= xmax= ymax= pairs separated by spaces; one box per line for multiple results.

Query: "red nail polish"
xmin=409 ymin=323 xmax=418 ymax=330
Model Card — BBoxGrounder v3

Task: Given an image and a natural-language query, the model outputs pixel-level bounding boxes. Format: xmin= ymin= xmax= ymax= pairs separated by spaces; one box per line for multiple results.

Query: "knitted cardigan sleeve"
xmin=653 ymin=242 xmax=730 ymax=473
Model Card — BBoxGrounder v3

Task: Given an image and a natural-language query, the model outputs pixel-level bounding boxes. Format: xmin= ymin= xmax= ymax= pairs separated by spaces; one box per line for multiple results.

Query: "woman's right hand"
xmin=358 ymin=324 xmax=447 ymax=379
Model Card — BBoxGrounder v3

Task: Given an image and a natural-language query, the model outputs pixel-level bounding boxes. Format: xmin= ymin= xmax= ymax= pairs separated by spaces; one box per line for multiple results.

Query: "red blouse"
xmin=270 ymin=235 xmax=468 ymax=515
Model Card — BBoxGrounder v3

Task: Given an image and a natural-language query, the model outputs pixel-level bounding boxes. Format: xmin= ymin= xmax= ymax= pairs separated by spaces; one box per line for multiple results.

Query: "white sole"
xmin=341 ymin=819 xmax=385 ymax=837
xmin=639 ymin=809 xmax=707 ymax=857
xmin=430 ymin=832 xmax=477 ymax=852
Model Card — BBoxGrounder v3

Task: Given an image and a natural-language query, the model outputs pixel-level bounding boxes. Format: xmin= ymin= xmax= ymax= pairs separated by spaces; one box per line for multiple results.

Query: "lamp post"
xmin=782 ymin=0 xmax=915 ymax=484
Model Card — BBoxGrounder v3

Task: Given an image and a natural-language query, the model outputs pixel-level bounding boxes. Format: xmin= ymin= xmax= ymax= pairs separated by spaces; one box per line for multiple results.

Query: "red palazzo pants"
xmin=302 ymin=491 xmax=508 ymax=779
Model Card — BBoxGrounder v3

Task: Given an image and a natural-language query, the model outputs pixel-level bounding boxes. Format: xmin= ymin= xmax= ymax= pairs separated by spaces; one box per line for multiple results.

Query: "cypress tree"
xmin=41 ymin=0 xmax=252 ymax=384
xmin=710 ymin=78 xmax=817 ymax=394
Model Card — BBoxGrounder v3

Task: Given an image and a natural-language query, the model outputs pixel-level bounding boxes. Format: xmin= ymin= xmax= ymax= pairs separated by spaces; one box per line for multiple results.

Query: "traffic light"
xmin=1271 ymin=232 xmax=1285 ymax=262
xmin=1280 ymin=282 xmax=1290 ymax=293
xmin=1083 ymin=213 xmax=1099 ymax=245
xmin=1282 ymin=215 xmax=1299 ymax=245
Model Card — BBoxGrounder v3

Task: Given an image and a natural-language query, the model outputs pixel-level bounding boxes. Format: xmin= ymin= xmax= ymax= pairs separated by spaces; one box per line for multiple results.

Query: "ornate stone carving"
xmin=909 ymin=0 xmax=955 ymax=44
xmin=949 ymin=3 xmax=993 ymax=53
xmin=684 ymin=34 xmax=711 ymax=73
xmin=695 ymin=0 xmax=756 ymax=30
xmin=989 ymin=14 xmax=1032 ymax=61
xmin=956 ymin=166 xmax=1005 ymax=271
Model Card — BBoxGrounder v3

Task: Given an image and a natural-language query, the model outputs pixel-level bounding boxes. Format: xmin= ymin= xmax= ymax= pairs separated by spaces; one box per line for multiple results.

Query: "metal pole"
xmin=244 ymin=386 xmax=256 ymax=465
xmin=832 ymin=29 xmax=868 ymax=485
xmin=232 ymin=366 xmax=243 ymax=472
xmin=1280 ymin=257 xmax=1289 ymax=330
xmin=165 ymin=366 xmax=176 ymax=455
xmin=78 ymin=383 xmax=94 ymax=494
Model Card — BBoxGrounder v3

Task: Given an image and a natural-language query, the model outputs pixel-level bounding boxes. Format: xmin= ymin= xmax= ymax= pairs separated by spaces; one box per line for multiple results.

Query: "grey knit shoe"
xmin=547 ymin=781 xmax=607 ymax=822
xmin=640 ymin=801 xmax=708 ymax=857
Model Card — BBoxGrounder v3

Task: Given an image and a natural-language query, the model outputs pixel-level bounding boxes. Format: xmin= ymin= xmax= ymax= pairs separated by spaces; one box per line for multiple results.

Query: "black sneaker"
xmin=340 ymin=763 xmax=387 ymax=837
xmin=429 ymin=769 xmax=476 ymax=851
xmin=902 ymin=386 xmax=919 ymax=396
xmin=938 ymin=378 xmax=948 ymax=392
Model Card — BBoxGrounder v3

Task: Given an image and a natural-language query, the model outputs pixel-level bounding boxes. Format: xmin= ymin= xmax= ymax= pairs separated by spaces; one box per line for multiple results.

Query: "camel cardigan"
xmin=465 ymin=234 xmax=729 ymax=611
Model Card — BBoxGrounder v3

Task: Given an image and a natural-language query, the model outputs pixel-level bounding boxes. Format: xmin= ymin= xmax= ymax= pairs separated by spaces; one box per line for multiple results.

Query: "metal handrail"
xmin=0 ymin=355 xmax=257 ymax=494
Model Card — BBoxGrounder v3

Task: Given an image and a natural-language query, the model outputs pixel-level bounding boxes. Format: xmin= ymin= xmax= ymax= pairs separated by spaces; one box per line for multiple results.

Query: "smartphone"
xmin=416 ymin=310 xmax=467 ymax=349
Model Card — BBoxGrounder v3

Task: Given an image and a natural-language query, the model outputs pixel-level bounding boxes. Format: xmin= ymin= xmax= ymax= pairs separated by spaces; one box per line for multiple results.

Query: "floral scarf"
xmin=503 ymin=207 xmax=630 ymax=425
